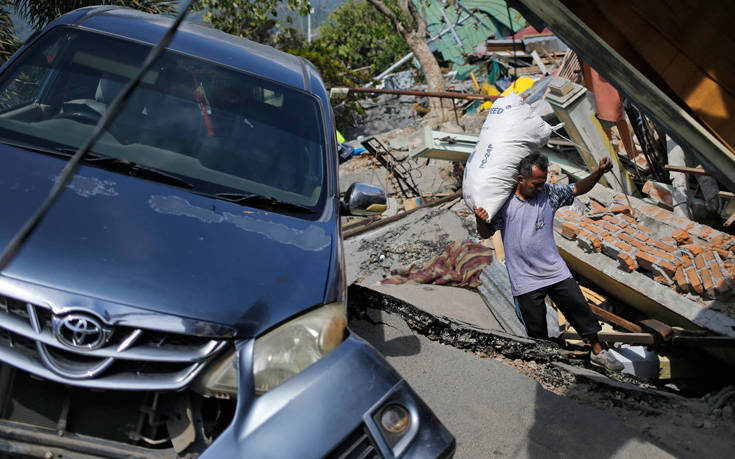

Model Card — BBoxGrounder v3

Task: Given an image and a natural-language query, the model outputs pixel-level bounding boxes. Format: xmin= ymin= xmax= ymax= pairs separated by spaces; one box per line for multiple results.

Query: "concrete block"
xmin=609 ymin=345 xmax=661 ymax=380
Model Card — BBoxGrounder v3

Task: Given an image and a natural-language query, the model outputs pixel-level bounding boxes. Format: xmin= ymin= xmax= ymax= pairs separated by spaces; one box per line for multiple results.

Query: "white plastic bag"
xmin=463 ymin=92 xmax=552 ymax=221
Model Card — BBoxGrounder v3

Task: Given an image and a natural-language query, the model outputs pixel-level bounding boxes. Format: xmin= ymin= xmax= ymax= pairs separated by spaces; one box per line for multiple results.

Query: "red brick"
xmin=601 ymin=222 xmax=619 ymax=233
xmin=601 ymin=232 xmax=616 ymax=243
xmin=648 ymin=248 xmax=677 ymax=263
xmin=715 ymin=248 xmax=731 ymax=260
xmin=620 ymin=214 xmax=638 ymax=225
xmin=658 ymin=260 xmax=678 ymax=278
xmin=618 ymin=253 xmax=637 ymax=271
xmin=618 ymin=233 xmax=635 ymax=244
xmin=590 ymin=236 xmax=602 ymax=252
xmin=635 ymin=252 xmax=657 ymax=271
xmin=693 ymin=225 xmax=713 ymax=240
xmin=685 ymin=268 xmax=703 ymax=294
xmin=602 ymin=215 xmax=620 ymax=225
xmin=614 ymin=242 xmax=634 ymax=253
xmin=709 ymin=233 xmax=731 ymax=249
xmin=694 ymin=254 xmax=706 ymax=269
xmin=661 ymin=237 xmax=677 ymax=245
xmin=561 ymin=223 xmax=580 ymax=240
xmin=682 ymin=255 xmax=692 ymax=267
xmin=580 ymin=217 xmax=597 ymax=225
xmin=653 ymin=241 xmax=677 ymax=253
xmin=674 ymin=267 xmax=688 ymax=292
xmin=609 ymin=205 xmax=632 ymax=215
xmin=671 ymin=229 xmax=692 ymax=246
xmin=682 ymin=244 xmax=707 ymax=256
xmin=633 ymin=232 xmax=651 ymax=243
xmin=590 ymin=200 xmax=607 ymax=214
xmin=628 ymin=239 xmax=648 ymax=251
xmin=700 ymin=269 xmax=715 ymax=298
xmin=655 ymin=209 xmax=672 ymax=221
xmin=638 ymin=225 xmax=654 ymax=234
xmin=702 ymin=251 xmax=715 ymax=262
xmin=583 ymin=224 xmax=602 ymax=235
xmin=622 ymin=226 xmax=636 ymax=235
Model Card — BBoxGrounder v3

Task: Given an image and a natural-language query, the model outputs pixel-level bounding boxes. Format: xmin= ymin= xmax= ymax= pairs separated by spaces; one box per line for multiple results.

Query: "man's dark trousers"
xmin=515 ymin=277 xmax=601 ymax=339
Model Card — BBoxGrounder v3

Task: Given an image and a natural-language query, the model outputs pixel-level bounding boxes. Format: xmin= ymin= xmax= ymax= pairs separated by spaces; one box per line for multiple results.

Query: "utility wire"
xmin=0 ymin=0 xmax=196 ymax=273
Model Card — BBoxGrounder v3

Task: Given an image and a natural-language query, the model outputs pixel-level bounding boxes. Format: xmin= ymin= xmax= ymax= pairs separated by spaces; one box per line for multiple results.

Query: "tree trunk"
xmin=405 ymin=31 xmax=449 ymax=118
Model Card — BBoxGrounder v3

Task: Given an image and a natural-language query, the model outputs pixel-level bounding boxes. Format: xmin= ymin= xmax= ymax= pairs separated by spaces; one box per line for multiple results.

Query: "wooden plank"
xmin=492 ymin=231 xmax=505 ymax=263
xmin=639 ymin=318 xmax=673 ymax=341
xmin=588 ymin=304 xmax=643 ymax=333
xmin=561 ymin=330 xmax=655 ymax=345
xmin=718 ymin=191 xmax=735 ymax=199
xmin=664 ymin=165 xmax=709 ymax=176
xmin=724 ymin=212 xmax=735 ymax=228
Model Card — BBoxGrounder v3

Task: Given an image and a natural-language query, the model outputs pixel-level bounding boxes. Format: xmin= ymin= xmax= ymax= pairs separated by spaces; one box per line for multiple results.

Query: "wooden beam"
xmin=561 ymin=330 xmax=655 ymax=345
xmin=639 ymin=318 xmax=673 ymax=341
xmin=718 ymin=191 xmax=735 ymax=199
xmin=588 ymin=304 xmax=643 ymax=333
xmin=664 ymin=165 xmax=709 ymax=176
xmin=724 ymin=212 xmax=735 ymax=228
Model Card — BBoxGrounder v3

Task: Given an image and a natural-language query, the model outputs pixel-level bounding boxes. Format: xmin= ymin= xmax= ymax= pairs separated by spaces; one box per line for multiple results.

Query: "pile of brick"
xmin=555 ymin=194 xmax=735 ymax=301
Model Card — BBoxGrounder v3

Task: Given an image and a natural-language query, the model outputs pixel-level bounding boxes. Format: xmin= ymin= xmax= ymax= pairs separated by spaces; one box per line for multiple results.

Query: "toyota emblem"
xmin=53 ymin=314 xmax=112 ymax=350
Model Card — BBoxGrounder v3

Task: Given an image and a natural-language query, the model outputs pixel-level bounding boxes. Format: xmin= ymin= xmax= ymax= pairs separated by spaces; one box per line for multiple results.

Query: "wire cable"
xmin=0 ymin=0 xmax=196 ymax=273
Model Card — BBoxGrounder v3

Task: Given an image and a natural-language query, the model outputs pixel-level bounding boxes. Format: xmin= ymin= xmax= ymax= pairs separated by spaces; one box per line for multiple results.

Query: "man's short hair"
xmin=518 ymin=153 xmax=549 ymax=177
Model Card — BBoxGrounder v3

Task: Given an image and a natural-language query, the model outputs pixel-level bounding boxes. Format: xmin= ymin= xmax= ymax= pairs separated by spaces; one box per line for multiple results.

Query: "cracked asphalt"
xmin=351 ymin=306 xmax=677 ymax=458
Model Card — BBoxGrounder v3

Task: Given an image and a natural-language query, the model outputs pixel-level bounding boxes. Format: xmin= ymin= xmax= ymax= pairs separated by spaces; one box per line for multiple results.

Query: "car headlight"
xmin=253 ymin=303 xmax=346 ymax=395
xmin=193 ymin=303 xmax=346 ymax=399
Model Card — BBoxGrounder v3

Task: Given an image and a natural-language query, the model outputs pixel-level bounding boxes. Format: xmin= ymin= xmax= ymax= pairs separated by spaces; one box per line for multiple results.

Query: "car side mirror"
xmin=341 ymin=182 xmax=387 ymax=216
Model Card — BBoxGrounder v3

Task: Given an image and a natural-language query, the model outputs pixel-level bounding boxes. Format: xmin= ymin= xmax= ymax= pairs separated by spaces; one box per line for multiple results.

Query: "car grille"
xmin=327 ymin=424 xmax=382 ymax=459
xmin=0 ymin=293 xmax=228 ymax=390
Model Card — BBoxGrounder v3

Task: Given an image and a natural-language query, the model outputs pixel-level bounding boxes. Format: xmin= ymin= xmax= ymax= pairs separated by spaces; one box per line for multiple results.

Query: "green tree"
xmin=319 ymin=0 xmax=408 ymax=75
xmin=195 ymin=0 xmax=312 ymax=48
xmin=0 ymin=1 xmax=176 ymax=63
xmin=286 ymin=39 xmax=360 ymax=130
xmin=0 ymin=1 xmax=18 ymax=62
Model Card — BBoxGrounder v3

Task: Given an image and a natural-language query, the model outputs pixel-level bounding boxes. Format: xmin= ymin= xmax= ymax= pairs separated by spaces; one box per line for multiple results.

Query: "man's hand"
xmin=598 ymin=157 xmax=613 ymax=174
xmin=474 ymin=205 xmax=489 ymax=221
xmin=574 ymin=156 xmax=614 ymax=196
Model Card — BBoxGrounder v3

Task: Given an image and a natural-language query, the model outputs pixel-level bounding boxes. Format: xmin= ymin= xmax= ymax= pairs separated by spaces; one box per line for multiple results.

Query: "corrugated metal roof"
xmin=421 ymin=0 xmax=525 ymax=79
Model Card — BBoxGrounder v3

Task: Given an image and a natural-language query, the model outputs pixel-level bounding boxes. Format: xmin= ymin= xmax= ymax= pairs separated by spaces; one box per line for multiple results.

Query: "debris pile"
xmin=556 ymin=199 xmax=735 ymax=303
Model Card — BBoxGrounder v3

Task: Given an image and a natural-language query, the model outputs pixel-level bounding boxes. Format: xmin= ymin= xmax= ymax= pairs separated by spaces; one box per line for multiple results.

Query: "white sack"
xmin=463 ymin=92 xmax=552 ymax=221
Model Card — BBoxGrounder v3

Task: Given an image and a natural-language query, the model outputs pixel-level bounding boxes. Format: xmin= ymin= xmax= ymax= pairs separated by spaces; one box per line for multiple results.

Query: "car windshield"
xmin=0 ymin=27 xmax=327 ymax=212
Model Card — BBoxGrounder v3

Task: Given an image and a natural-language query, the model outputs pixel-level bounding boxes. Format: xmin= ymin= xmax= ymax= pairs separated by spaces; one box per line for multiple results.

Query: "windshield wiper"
xmin=54 ymin=148 xmax=195 ymax=189
xmin=211 ymin=192 xmax=315 ymax=214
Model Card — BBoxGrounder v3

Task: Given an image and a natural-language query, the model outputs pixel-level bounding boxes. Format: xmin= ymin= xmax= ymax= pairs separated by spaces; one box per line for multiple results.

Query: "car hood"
xmin=0 ymin=145 xmax=334 ymax=337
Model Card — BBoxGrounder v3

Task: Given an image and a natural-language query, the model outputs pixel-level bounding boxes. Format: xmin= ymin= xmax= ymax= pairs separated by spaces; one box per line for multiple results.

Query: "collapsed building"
xmin=336 ymin=0 xmax=735 ymax=395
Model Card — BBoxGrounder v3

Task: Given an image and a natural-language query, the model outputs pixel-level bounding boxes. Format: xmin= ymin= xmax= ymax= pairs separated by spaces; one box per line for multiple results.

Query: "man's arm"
xmin=574 ymin=157 xmax=613 ymax=196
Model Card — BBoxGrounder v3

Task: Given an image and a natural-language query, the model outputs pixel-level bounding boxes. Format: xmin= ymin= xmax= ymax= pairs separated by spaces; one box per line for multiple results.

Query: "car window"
xmin=0 ymin=27 xmax=327 ymax=211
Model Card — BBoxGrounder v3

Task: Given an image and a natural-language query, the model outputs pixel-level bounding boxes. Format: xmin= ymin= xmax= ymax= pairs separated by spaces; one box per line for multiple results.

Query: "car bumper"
xmin=202 ymin=333 xmax=455 ymax=458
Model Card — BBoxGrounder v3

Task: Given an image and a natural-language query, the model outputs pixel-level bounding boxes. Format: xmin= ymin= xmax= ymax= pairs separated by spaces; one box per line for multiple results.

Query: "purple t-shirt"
xmin=490 ymin=183 xmax=575 ymax=296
